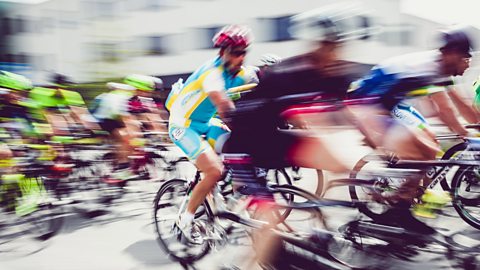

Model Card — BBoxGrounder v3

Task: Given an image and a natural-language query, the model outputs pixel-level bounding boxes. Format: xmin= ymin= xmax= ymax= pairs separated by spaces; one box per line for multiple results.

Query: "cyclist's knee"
xmin=203 ymin=165 xmax=223 ymax=181
xmin=196 ymin=151 xmax=224 ymax=180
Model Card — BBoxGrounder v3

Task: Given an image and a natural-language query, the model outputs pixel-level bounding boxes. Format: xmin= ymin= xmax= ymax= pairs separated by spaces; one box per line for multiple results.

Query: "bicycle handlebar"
xmin=227 ymin=83 xmax=258 ymax=94
xmin=465 ymin=124 xmax=480 ymax=129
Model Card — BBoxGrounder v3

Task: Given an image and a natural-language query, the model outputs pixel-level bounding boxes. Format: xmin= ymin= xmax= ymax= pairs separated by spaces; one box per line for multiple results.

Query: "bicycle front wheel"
xmin=451 ymin=165 xmax=480 ymax=230
xmin=152 ymin=179 xmax=210 ymax=263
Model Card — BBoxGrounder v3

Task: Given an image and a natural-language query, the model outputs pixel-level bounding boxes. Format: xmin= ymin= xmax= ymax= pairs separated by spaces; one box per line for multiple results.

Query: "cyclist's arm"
xmin=429 ymin=91 xmax=469 ymax=136
xmin=208 ymin=91 xmax=234 ymax=119
xmin=446 ymin=87 xmax=480 ymax=124
xmin=203 ymin=70 xmax=235 ymax=119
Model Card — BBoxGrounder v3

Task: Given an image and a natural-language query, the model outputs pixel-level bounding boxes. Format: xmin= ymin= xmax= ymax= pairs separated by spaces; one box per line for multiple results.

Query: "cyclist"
xmin=0 ymin=71 xmax=35 ymax=159
xmin=256 ymin=53 xmax=282 ymax=79
xmin=92 ymin=82 xmax=137 ymax=179
xmin=124 ymin=74 xmax=167 ymax=133
xmin=473 ymin=76 xmax=480 ymax=113
xmin=169 ymin=24 xmax=258 ymax=242
xmin=349 ymin=26 xmax=477 ymax=233
xmin=29 ymin=73 xmax=100 ymax=136
xmin=223 ymin=6 xmax=372 ymax=266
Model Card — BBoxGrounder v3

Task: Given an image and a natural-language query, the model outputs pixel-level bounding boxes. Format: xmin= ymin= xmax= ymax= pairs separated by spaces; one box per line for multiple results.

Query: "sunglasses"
xmin=229 ymin=50 xmax=247 ymax=57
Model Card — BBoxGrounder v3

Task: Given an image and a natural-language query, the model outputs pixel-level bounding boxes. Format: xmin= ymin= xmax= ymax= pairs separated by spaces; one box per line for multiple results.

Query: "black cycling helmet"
xmin=440 ymin=27 xmax=474 ymax=57
xmin=52 ymin=73 xmax=74 ymax=87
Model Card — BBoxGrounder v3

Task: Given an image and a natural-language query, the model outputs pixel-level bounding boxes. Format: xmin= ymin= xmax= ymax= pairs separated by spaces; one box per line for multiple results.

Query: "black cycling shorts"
xmin=98 ymin=119 xmax=125 ymax=134
xmin=224 ymin=128 xmax=301 ymax=169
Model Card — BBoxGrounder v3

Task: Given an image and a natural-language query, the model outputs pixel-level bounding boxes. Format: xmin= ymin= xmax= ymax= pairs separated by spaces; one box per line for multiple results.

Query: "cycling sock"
xmin=180 ymin=211 xmax=195 ymax=227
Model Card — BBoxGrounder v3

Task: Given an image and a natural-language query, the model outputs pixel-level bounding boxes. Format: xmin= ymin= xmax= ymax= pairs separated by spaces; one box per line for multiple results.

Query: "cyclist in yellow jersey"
xmin=169 ymin=25 xmax=258 ymax=242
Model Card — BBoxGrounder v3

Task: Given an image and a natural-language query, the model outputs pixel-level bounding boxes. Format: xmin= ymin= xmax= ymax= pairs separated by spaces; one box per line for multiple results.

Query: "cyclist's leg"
xmin=69 ymin=105 xmax=101 ymax=131
xmin=169 ymin=124 xmax=223 ymax=215
xmin=383 ymin=122 xmax=439 ymax=161
xmin=285 ymin=132 xmax=350 ymax=173
xmin=100 ymin=119 xmax=130 ymax=164
xmin=44 ymin=111 xmax=69 ymax=136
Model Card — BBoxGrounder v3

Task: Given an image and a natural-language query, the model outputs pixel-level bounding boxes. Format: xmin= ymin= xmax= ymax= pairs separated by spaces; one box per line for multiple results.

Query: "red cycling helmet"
xmin=212 ymin=25 xmax=253 ymax=48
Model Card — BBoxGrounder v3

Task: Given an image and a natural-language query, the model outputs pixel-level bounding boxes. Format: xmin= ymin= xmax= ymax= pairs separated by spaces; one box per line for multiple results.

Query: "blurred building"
xmin=1 ymin=0 xmax=479 ymax=94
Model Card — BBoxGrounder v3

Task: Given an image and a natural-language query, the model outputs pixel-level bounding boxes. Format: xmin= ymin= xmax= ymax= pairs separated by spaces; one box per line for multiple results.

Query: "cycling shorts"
xmin=169 ymin=118 xmax=230 ymax=161
xmin=391 ymin=104 xmax=428 ymax=130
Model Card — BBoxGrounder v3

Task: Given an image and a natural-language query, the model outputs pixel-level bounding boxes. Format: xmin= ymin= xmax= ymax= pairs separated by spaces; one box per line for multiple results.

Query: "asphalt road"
xmin=1 ymin=128 xmax=479 ymax=270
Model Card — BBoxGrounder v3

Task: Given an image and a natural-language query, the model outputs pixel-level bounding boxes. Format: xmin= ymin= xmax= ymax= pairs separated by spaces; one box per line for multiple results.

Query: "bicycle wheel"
xmin=256 ymin=184 xmax=323 ymax=229
xmin=451 ymin=165 xmax=480 ymax=230
xmin=440 ymin=142 xmax=480 ymax=191
xmin=153 ymin=179 xmax=210 ymax=263
xmin=23 ymin=202 xmax=64 ymax=241
xmin=348 ymin=154 xmax=405 ymax=219
xmin=274 ymin=167 xmax=324 ymax=197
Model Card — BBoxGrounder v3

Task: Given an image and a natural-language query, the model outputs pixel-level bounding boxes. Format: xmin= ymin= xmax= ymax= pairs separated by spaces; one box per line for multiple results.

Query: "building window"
xmin=359 ymin=16 xmax=372 ymax=40
xmin=148 ymin=36 xmax=167 ymax=55
xmin=272 ymin=15 xmax=294 ymax=41
xmin=189 ymin=26 xmax=222 ymax=49
xmin=126 ymin=0 xmax=177 ymax=11
xmin=1 ymin=17 xmax=11 ymax=35
xmin=207 ymin=26 xmax=222 ymax=48
xmin=256 ymin=15 xmax=294 ymax=42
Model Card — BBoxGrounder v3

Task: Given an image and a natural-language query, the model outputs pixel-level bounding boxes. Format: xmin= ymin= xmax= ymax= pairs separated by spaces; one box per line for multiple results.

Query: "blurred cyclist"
xmin=224 ymin=5 xmax=372 ymax=266
xmin=168 ymin=24 xmax=258 ymax=242
xmin=124 ymin=74 xmax=168 ymax=133
xmin=0 ymin=71 xmax=35 ymax=160
xmin=349 ymin=26 xmax=478 ymax=233
xmin=92 ymin=82 xmax=137 ymax=180
xmin=256 ymin=53 xmax=282 ymax=79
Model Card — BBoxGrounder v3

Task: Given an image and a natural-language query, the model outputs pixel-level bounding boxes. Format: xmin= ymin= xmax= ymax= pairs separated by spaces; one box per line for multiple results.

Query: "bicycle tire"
xmin=274 ymin=168 xmax=324 ymax=197
xmin=257 ymin=184 xmax=323 ymax=228
xmin=439 ymin=141 xmax=480 ymax=191
xmin=153 ymin=179 xmax=210 ymax=263
xmin=451 ymin=165 xmax=480 ymax=230
xmin=348 ymin=154 xmax=399 ymax=220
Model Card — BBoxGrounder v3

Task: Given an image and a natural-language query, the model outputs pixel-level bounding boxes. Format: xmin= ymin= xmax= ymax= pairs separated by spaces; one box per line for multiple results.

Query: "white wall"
xmin=6 ymin=0 xmax=480 ymax=88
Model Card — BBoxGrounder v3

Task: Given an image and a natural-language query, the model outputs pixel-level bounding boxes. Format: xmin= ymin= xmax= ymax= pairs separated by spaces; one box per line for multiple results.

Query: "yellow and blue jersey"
xmin=167 ymin=56 xmax=256 ymax=127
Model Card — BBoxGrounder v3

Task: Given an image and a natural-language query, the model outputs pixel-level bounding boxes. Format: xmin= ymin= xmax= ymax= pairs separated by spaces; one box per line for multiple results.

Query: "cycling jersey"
xmin=349 ymin=50 xmax=453 ymax=110
xmin=474 ymin=77 xmax=480 ymax=110
xmin=391 ymin=103 xmax=428 ymax=130
xmin=167 ymin=56 xmax=257 ymax=127
xmin=167 ymin=56 xmax=256 ymax=160
xmin=227 ymin=53 xmax=354 ymax=167
xmin=231 ymin=53 xmax=352 ymax=132
xmin=92 ymin=90 xmax=133 ymax=121
xmin=29 ymin=87 xmax=86 ymax=110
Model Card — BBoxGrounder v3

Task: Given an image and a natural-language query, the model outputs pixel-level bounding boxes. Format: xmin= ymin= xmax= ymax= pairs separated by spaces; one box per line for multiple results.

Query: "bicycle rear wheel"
xmin=273 ymin=167 xmax=324 ymax=197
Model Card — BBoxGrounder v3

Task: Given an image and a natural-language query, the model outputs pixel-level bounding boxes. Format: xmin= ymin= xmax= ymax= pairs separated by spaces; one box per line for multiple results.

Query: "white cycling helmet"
xmin=106 ymin=82 xmax=136 ymax=91
xmin=259 ymin=54 xmax=282 ymax=66
xmin=289 ymin=3 xmax=374 ymax=42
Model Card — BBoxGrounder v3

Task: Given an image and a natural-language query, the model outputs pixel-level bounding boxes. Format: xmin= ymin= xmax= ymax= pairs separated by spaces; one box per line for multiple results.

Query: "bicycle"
xmin=152 ymin=153 xmax=323 ymax=264
xmin=0 ymin=144 xmax=64 ymax=258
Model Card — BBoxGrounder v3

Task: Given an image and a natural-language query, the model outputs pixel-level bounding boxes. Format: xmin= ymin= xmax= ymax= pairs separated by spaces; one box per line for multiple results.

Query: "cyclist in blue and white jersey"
xmin=350 ymin=27 xmax=479 ymax=138
xmin=167 ymin=25 xmax=258 ymax=242
xmin=349 ymin=26 xmax=478 ymax=234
